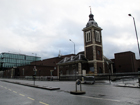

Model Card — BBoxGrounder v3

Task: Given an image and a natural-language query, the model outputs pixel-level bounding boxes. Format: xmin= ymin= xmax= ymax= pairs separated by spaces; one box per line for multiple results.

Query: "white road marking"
xmin=80 ymin=95 xmax=120 ymax=102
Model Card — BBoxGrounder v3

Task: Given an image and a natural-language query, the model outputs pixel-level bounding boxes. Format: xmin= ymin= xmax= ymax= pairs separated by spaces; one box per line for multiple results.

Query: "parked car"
xmin=83 ymin=76 xmax=95 ymax=84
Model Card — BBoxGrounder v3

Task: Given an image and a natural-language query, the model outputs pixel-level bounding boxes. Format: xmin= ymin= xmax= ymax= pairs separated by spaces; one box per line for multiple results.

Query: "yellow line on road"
xmin=28 ymin=97 xmax=35 ymax=101
xmin=8 ymin=89 xmax=11 ymax=91
xmin=13 ymin=91 xmax=17 ymax=93
xmin=19 ymin=94 xmax=25 ymax=96
xmin=39 ymin=101 xmax=49 ymax=105
xmin=4 ymin=87 xmax=7 ymax=89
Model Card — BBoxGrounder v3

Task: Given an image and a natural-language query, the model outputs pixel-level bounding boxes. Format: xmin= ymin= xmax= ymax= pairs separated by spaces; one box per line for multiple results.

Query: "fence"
xmin=0 ymin=76 xmax=59 ymax=81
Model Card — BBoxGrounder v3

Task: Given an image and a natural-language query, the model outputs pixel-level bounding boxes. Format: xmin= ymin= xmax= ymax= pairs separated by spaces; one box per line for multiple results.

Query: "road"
xmin=0 ymin=79 xmax=140 ymax=105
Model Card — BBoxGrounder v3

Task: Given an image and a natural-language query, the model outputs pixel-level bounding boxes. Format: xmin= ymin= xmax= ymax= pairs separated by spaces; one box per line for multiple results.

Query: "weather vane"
xmin=89 ymin=6 xmax=92 ymax=14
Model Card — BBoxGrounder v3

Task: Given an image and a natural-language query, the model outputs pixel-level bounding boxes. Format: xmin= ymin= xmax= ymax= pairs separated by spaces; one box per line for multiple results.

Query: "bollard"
xmin=70 ymin=79 xmax=86 ymax=95
xmin=32 ymin=75 xmax=36 ymax=85
xmin=82 ymin=77 xmax=84 ymax=83
xmin=138 ymin=78 xmax=140 ymax=87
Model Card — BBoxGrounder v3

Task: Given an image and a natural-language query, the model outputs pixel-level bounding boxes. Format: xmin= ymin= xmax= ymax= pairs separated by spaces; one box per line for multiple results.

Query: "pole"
xmin=74 ymin=43 xmax=75 ymax=55
xmin=133 ymin=17 xmax=140 ymax=57
xmin=128 ymin=14 xmax=140 ymax=57
xmin=34 ymin=77 xmax=35 ymax=85
xmin=69 ymin=39 xmax=75 ymax=54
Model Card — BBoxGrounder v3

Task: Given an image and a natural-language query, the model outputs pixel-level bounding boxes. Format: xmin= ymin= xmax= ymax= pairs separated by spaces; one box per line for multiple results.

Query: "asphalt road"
xmin=0 ymin=79 xmax=140 ymax=105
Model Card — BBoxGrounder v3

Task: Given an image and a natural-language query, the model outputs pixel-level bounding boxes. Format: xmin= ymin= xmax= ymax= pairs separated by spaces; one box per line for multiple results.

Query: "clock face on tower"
xmin=95 ymin=30 xmax=100 ymax=42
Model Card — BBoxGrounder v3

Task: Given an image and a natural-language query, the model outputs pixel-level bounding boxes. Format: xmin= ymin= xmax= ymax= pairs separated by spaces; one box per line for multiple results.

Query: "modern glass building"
xmin=0 ymin=52 xmax=41 ymax=70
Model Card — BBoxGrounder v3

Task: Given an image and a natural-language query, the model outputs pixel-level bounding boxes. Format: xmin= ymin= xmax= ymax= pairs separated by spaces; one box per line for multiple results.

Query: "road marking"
xmin=8 ymin=89 xmax=11 ymax=91
xmin=4 ymin=87 xmax=7 ymax=89
xmin=80 ymin=96 xmax=120 ymax=102
xmin=28 ymin=97 xmax=35 ymax=101
xmin=0 ymin=86 xmax=3 ymax=87
xmin=19 ymin=94 xmax=25 ymax=96
xmin=39 ymin=101 xmax=49 ymax=105
xmin=13 ymin=91 xmax=17 ymax=93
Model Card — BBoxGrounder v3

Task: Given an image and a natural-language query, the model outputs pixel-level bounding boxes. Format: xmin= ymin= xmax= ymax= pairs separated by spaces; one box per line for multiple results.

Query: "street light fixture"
xmin=128 ymin=14 xmax=140 ymax=57
xmin=69 ymin=39 xmax=75 ymax=54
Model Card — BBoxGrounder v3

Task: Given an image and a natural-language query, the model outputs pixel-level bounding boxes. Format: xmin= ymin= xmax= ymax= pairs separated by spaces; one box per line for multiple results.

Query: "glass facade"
xmin=0 ymin=53 xmax=41 ymax=69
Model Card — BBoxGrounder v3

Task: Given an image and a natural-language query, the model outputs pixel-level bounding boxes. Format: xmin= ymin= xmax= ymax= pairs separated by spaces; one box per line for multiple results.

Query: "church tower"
xmin=82 ymin=9 xmax=105 ymax=75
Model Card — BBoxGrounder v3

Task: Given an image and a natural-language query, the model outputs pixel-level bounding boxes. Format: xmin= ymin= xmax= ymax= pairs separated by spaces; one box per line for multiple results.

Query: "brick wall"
xmin=115 ymin=51 xmax=137 ymax=73
xmin=97 ymin=62 xmax=103 ymax=73
xmin=96 ymin=46 xmax=102 ymax=60
xmin=86 ymin=46 xmax=93 ymax=60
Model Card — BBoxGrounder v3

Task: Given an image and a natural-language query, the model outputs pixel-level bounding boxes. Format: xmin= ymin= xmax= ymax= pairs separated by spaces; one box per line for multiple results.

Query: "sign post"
xmin=70 ymin=79 xmax=86 ymax=95
xmin=50 ymin=70 xmax=54 ymax=81
xmin=138 ymin=71 xmax=140 ymax=87
xmin=33 ymin=66 xmax=37 ymax=85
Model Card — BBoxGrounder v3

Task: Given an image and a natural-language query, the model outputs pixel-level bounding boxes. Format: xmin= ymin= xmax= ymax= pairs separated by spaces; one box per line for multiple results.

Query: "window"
xmin=98 ymin=67 xmax=103 ymax=73
xmin=90 ymin=67 xmax=94 ymax=72
xmin=97 ymin=50 xmax=100 ymax=55
xmin=86 ymin=31 xmax=91 ymax=42
xmin=95 ymin=30 xmax=100 ymax=42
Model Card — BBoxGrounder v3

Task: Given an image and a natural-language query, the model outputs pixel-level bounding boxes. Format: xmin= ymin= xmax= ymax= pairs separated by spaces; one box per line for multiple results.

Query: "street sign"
xmin=76 ymin=79 xmax=81 ymax=85
xmin=33 ymin=66 xmax=37 ymax=71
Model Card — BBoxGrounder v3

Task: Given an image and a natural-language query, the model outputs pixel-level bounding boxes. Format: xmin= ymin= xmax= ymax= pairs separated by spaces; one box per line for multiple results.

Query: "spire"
xmin=89 ymin=6 xmax=92 ymax=14
xmin=89 ymin=7 xmax=94 ymax=21
xmin=86 ymin=6 xmax=98 ymax=27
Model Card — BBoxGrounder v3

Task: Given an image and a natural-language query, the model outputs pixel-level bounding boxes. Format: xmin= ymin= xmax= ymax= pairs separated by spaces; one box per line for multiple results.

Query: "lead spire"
xmin=86 ymin=6 xmax=98 ymax=27
xmin=89 ymin=6 xmax=94 ymax=21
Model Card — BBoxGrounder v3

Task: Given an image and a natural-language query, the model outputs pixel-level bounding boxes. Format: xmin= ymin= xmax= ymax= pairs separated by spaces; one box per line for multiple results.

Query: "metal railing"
xmin=0 ymin=76 xmax=59 ymax=81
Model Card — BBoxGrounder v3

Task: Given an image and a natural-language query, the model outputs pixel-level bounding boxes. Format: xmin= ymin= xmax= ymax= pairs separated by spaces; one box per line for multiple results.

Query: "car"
xmin=83 ymin=76 xmax=95 ymax=84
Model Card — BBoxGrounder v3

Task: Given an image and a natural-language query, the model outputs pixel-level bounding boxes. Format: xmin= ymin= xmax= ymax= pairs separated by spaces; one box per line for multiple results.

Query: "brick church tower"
xmin=82 ymin=9 xmax=105 ymax=75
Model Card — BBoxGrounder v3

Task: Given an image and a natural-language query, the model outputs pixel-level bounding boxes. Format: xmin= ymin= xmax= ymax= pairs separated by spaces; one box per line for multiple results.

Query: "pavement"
xmin=0 ymin=79 xmax=140 ymax=90
xmin=0 ymin=78 xmax=140 ymax=105
xmin=0 ymin=79 xmax=60 ymax=90
xmin=115 ymin=83 xmax=140 ymax=88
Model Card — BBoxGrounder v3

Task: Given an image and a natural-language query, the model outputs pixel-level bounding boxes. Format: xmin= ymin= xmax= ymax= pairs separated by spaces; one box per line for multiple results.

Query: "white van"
xmin=83 ymin=76 xmax=95 ymax=84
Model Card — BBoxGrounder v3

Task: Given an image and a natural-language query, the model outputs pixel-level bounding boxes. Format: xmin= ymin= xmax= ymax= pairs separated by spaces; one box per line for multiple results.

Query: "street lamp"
xmin=69 ymin=39 xmax=75 ymax=54
xmin=128 ymin=14 xmax=140 ymax=57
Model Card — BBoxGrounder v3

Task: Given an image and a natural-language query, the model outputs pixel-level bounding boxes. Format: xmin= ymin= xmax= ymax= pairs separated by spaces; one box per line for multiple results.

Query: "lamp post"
xmin=69 ymin=39 xmax=75 ymax=54
xmin=128 ymin=14 xmax=140 ymax=57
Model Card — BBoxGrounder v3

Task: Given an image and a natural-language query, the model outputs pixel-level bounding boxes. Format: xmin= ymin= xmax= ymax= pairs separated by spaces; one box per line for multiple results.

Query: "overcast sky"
xmin=0 ymin=0 xmax=140 ymax=60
